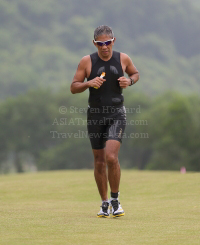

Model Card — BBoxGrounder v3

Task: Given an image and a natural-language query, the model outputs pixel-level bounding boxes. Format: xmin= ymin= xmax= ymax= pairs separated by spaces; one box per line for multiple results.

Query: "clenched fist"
xmin=118 ymin=76 xmax=131 ymax=88
xmin=88 ymin=77 xmax=106 ymax=89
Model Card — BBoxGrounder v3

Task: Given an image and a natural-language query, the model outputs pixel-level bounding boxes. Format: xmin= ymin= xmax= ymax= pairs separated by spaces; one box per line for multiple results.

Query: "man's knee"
xmin=106 ymin=153 xmax=118 ymax=166
xmin=94 ymin=160 xmax=106 ymax=174
xmin=94 ymin=152 xmax=106 ymax=168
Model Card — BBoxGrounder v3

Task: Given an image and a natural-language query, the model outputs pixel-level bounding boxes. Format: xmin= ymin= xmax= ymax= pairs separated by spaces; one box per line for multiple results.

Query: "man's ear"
xmin=113 ymin=37 xmax=116 ymax=44
xmin=93 ymin=40 xmax=97 ymax=47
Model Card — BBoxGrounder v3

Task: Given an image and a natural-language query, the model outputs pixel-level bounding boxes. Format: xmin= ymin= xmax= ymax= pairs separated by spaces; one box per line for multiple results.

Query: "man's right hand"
xmin=88 ymin=77 xmax=106 ymax=89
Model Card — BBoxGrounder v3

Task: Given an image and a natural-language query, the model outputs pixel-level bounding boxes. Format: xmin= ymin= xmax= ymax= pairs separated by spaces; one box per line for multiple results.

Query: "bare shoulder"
xmin=120 ymin=53 xmax=133 ymax=72
xmin=120 ymin=52 xmax=132 ymax=64
xmin=81 ymin=55 xmax=91 ymax=62
xmin=120 ymin=52 xmax=130 ymax=59
xmin=79 ymin=55 xmax=91 ymax=69
xmin=76 ymin=55 xmax=92 ymax=78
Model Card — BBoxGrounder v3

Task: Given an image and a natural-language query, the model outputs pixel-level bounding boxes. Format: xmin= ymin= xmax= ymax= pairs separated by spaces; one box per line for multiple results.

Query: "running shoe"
xmin=110 ymin=199 xmax=125 ymax=217
xmin=97 ymin=201 xmax=110 ymax=218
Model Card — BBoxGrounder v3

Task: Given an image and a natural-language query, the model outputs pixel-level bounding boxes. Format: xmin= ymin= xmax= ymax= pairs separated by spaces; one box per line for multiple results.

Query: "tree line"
xmin=0 ymin=88 xmax=199 ymax=173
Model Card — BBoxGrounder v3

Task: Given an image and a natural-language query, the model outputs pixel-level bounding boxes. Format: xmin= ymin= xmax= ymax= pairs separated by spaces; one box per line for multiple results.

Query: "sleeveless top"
xmin=87 ymin=51 xmax=124 ymax=107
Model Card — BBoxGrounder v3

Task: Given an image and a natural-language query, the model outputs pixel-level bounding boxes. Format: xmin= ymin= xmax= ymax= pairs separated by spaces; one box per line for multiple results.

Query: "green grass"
xmin=0 ymin=170 xmax=200 ymax=245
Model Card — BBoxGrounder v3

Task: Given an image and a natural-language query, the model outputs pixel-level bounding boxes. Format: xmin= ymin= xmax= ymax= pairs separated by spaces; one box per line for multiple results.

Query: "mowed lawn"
xmin=0 ymin=170 xmax=199 ymax=245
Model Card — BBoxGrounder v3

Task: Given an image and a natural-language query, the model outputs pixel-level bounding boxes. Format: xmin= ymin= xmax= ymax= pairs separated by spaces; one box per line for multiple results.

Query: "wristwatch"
xmin=129 ymin=77 xmax=134 ymax=86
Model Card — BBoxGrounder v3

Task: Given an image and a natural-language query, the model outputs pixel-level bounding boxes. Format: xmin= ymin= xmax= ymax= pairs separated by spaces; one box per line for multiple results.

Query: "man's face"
xmin=93 ymin=35 xmax=115 ymax=59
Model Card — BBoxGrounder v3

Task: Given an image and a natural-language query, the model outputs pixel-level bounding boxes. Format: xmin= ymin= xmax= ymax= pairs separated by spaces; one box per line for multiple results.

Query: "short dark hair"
xmin=94 ymin=25 xmax=114 ymax=40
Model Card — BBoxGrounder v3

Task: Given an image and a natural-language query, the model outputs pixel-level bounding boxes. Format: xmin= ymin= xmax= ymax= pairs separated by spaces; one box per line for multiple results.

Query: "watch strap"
xmin=129 ymin=77 xmax=134 ymax=86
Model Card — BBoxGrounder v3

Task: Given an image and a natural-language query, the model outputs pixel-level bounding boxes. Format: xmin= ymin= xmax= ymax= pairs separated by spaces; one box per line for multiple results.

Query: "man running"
xmin=70 ymin=25 xmax=139 ymax=218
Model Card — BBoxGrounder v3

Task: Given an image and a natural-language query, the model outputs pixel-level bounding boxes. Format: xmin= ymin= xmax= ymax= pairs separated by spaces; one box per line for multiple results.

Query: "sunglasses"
xmin=94 ymin=38 xmax=114 ymax=46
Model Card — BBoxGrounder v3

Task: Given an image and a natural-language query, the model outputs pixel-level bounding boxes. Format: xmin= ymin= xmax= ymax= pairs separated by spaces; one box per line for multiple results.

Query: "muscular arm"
xmin=70 ymin=56 xmax=106 ymax=94
xmin=118 ymin=53 xmax=140 ymax=88
xmin=70 ymin=56 xmax=90 ymax=94
xmin=124 ymin=53 xmax=139 ymax=85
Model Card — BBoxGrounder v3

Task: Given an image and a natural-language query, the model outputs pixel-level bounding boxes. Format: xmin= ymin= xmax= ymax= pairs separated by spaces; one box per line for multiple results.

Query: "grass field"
xmin=0 ymin=170 xmax=200 ymax=245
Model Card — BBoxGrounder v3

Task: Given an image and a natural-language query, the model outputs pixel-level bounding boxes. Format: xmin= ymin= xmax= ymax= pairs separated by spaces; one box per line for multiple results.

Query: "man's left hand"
xmin=118 ymin=77 xmax=131 ymax=88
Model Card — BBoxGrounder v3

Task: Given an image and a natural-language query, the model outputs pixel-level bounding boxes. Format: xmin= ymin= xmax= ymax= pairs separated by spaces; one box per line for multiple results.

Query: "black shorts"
xmin=87 ymin=105 xmax=126 ymax=149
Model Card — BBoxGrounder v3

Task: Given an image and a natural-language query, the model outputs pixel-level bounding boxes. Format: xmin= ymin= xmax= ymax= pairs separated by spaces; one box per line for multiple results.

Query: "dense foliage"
xmin=0 ymin=89 xmax=200 ymax=173
xmin=0 ymin=0 xmax=200 ymax=99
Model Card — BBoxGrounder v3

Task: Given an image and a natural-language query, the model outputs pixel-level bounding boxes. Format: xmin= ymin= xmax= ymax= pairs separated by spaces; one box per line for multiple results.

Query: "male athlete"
xmin=70 ymin=25 xmax=139 ymax=218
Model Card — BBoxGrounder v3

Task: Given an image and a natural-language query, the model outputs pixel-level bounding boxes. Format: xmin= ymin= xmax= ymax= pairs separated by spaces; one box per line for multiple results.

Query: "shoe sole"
xmin=112 ymin=212 xmax=125 ymax=218
xmin=97 ymin=215 xmax=110 ymax=218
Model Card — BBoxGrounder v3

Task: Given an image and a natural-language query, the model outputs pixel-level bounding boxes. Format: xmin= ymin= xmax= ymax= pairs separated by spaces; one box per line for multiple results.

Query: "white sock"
xmin=110 ymin=197 xmax=118 ymax=201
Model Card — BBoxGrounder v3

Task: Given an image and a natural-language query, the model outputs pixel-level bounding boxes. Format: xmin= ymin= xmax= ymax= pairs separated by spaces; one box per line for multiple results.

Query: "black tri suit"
xmin=87 ymin=51 xmax=126 ymax=149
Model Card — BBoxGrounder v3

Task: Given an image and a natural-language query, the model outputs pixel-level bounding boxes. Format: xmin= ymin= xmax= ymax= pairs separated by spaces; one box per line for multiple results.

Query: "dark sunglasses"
xmin=94 ymin=38 xmax=114 ymax=46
